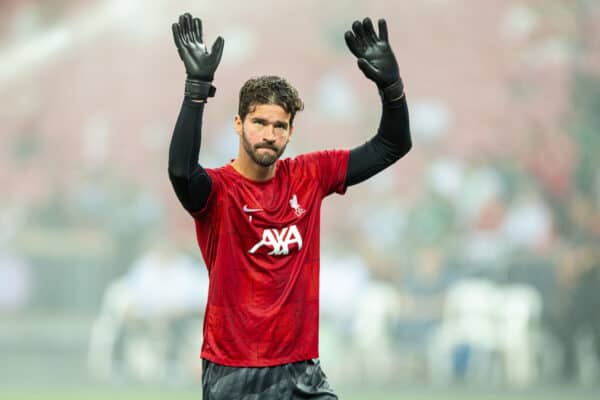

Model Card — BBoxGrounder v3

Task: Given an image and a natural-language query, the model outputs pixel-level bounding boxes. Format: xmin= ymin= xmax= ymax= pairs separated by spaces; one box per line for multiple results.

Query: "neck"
xmin=231 ymin=155 xmax=276 ymax=182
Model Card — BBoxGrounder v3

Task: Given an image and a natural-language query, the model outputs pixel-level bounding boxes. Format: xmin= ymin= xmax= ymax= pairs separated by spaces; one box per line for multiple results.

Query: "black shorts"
xmin=202 ymin=358 xmax=338 ymax=400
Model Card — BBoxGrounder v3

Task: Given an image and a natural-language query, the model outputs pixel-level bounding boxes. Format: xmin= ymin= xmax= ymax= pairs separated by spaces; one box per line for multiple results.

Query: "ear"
xmin=234 ymin=114 xmax=243 ymax=136
xmin=288 ymin=125 xmax=294 ymax=141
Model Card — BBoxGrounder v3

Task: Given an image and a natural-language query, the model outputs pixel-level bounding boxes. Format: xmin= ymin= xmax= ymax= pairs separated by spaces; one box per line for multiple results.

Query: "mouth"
xmin=256 ymin=146 xmax=277 ymax=152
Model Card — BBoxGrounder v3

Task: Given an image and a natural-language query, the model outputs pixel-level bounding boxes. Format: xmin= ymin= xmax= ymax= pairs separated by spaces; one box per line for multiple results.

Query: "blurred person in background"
xmin=353 ymin=264 xmax=403 ymax=385
xmin=547 ymin=242 xmax=600 ymax=384
xmin=167 ymin=12 xmax=411 ymax=400
xmin=0 ymin=249 xmax=32 ymax=313
xmin=393 ymin=247 xmax=452 ymax=379
xmin=88 ymin=237 xmax=207 ymax=383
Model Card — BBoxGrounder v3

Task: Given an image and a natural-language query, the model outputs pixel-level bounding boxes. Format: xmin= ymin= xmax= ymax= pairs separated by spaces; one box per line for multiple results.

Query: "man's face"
xmin=235 ymin=103 xmax=293 ymax=167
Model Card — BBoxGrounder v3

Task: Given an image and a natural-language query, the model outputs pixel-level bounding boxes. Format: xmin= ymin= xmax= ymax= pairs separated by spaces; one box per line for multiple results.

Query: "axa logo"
xmin=248 ymin=224 xmax=303 ymax=256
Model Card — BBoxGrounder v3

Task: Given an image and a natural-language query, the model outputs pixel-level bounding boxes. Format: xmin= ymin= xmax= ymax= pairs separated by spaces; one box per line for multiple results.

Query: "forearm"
xmin=346 ymin=95 xmax=411 ymax=186
xmin=168 ymin=98 xmax=212 ymax=212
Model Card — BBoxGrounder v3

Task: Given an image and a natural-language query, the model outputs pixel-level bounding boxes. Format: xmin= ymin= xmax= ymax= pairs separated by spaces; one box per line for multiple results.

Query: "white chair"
xmin=428 ymin=278 xmax=502 ymax=385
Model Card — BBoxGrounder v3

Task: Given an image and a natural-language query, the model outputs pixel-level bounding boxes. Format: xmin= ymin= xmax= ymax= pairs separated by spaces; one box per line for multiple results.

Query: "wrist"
xmin=378 ymin=79 xmax=404 ymax=104
xmin=185 ymin=78 xmax=216 ymax=100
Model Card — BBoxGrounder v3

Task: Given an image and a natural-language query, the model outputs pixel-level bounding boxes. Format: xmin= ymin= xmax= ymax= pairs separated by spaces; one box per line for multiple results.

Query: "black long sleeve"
xmin=168 ymin=98 xmax=212 ymax=213
xmin=346 ymin=96 xmax=411 ymax=186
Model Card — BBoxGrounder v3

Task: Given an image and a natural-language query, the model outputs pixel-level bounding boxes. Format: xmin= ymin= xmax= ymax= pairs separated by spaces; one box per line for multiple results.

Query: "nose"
xmin=263 ymin=125 xmax=276 ymax=142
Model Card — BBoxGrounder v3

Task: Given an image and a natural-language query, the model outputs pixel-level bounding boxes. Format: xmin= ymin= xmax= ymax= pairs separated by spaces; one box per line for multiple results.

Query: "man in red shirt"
xmin=169 ymin=13 xmax=411 ymax=399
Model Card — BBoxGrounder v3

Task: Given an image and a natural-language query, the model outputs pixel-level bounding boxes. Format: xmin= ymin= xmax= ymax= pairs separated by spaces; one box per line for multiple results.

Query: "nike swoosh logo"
xmin=243 ymin=205 xmax=263 ymax=213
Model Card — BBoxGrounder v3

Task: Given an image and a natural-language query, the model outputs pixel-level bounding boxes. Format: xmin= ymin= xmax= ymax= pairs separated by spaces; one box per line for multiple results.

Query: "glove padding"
xmin=345 ymin=18 xmax=403 ymax=102
xmin=172 ymin=13 xmax=224 ymax=99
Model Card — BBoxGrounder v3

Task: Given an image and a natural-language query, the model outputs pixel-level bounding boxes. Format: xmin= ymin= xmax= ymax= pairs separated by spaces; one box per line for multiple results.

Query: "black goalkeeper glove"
xmin=344 ymin=17 xmax=404 ymax=103
xmin=172 ymin=13 xmax=224 ymax=100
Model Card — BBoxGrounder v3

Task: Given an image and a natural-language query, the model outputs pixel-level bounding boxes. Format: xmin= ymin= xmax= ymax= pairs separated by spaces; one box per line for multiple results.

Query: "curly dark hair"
xmin=238 ymin=76 xmax=304 ymax=126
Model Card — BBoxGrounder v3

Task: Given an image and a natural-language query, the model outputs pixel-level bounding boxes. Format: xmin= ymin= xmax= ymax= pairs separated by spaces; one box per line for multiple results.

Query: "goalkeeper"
xmin=168 ymin=12 xmax=411 ymax=399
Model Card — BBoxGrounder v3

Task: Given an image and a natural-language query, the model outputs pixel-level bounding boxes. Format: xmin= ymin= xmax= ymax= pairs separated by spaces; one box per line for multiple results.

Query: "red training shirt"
xmin=192 ymin=149 xmax=349 ymax=367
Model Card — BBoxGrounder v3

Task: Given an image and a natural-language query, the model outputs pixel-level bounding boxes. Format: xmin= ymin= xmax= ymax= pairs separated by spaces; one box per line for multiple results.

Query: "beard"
xmin=242 ymin=128 xmax=288 ymax=167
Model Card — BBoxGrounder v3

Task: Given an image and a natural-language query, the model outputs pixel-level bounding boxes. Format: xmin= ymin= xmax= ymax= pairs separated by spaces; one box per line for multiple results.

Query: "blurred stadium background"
xmin=2 ymin=0 xmax=600 ymax=398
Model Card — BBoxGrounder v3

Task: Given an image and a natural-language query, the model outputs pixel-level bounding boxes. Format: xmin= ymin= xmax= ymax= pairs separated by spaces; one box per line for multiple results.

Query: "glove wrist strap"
xmin=378 ymin=79 xmax=405 ymax=104
xmin=185 ymin=79 xmax=216 ymax=100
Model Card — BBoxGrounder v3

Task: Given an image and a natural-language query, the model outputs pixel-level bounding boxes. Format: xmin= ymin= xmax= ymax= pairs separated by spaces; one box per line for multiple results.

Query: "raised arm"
xmin=168 ymin=13 xmax=224 ymax=213
xmin=343 ymin=18 xmax=412 ymax=187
